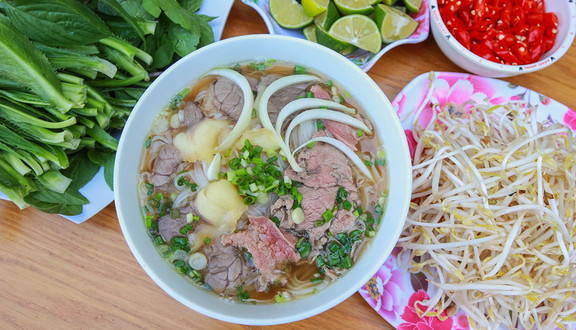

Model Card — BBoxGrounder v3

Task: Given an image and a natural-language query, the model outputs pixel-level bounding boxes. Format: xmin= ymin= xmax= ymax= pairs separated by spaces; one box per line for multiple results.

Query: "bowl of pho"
xmin=114 ymin=34 xmax=412 ymax=325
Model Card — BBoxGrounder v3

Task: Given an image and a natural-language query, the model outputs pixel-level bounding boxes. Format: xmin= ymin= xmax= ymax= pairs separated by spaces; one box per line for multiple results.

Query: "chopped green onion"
xmin=170 ymin=208 xmax=180 ymax=219
xmin=237 ymin=286 xmax=249 ymax=301
xmin=306 ymin=141 xmax=316 ymax=148
xmin=325 ymin=80 xmax=333 ymax=87
xmin=316 ymin=256 xmax=325 ymax=269
xmin=179 ymin=224 xmax=193 ymax=235
xmin=306 ymin=91 xmax=315 ymax=98
xmin=343 ymin=255 xmax=352 ymax=269
xmin=310 ymin=277 xmax=323 ymax=283
xmin=317 ymin=120 xmax=325 ymax=130
xmin=147 ymin=198 xmax=159 ymax=208
xmin=364 ymin=159 xmax=373 ymax=167
xmin=375 ymin=159 xmax=386 ymax=166
xmin=343 ymin=200 xmax=352 ymax=211
xmin=153 ymin=235 xmax=164 ymax=245
xmin=357 ymin=129 xmax=364 ymax=137
xmin=244 ymin=195 xmax=256 ymax=205
xmin=322 ymin=209 xmax=334 ymax=222
xmin=274 ymin=293 xmax=285 ymax=303
xmin=145 ymin=136 xmax=151 ymax=148
xmin=374 ymin=205 xmax=383 ymax=214
xmin=314 ymin=220 xmax=325 ymax=227
xmin=294 ymin=65 xmax=306 ymax=74
xmin=204 ymin=237 xmax=212 ymax=245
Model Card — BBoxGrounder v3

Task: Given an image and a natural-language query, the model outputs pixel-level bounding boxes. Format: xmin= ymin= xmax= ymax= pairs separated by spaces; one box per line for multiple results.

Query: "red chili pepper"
xmin=510 ymin=41 xmax=531 ymax=64
xmin=530 ymin=40 xmax=545 ymax=62
xmin=471 ymin=43 xmax=500 ymax=62
xmin=497 ymin=8 xmax=512 ymax=29
xmin=494 ymin=45 xmax=520 ymax=65
xmin=453 ymin=28 xmax=472 ymax=50
xmin=527 ymin=25 xmax=544 ymax=46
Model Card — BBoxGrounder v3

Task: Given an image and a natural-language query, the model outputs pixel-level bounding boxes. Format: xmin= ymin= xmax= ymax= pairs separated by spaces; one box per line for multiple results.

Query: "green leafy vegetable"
xmin=0 ymin=0 xmax=216 ymax=215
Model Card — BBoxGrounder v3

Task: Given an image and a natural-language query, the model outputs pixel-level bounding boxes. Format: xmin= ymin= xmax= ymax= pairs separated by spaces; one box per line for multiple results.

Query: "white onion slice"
xmin=275 ymin=98 xmax=355 ymax=136
xmin=203 ymin=68 xmax=254 ymax=151
xmin=293 ymin=136 xmax=373 ymax=181
xmin=206 ymin=153 xmax=221 ymax=182
xmin=284 ymin=109 xmax=371 ymax=146
xmin=256 ymin=75 xmax=321 ymax=172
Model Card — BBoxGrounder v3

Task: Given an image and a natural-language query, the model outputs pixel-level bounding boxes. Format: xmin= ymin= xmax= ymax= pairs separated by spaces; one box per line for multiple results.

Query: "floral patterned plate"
xmin=359 ymin=72 xmax=576 ymax=329
xmin=240 ymin=0 xmax=429 ymax=72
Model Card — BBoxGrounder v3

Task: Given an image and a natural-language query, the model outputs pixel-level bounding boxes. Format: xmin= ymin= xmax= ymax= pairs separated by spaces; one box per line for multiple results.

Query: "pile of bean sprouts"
xmin=398 ymin=99 xmax=576 ymax=329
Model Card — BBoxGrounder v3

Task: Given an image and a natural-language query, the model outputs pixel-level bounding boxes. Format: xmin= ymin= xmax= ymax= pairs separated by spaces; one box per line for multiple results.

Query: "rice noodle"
xmin=400 ymin=101 xmax=576 ymax=329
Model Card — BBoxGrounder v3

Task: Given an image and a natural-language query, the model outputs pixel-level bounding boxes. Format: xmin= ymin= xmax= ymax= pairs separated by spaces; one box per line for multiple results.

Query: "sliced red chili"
xmin=510 ymin=41 xmax=531 ymax=64
xmin=438 ymin=0 xmax=558 ymax=65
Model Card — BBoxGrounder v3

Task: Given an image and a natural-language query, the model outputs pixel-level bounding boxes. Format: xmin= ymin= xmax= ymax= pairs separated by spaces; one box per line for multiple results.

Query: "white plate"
xmin=241 ymin=0 xmax=430 ymax=72
xmin=0 ymin=0 xmax=235 ymax=223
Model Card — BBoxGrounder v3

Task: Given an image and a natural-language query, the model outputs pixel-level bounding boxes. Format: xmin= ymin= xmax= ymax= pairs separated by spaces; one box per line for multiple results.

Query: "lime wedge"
xmin=314 ymin=1 xmax=340 ymax=30
xmin=302 ymin=0 xmax=329 ymax=17
xmin=333 ymin=0 xmax=375 ymax=15
xmin=303 ymin=24 xmax=318 ymax=42
xmin=269 ymin=0 xmax=314 ymax=29
xmin=316 ymin=25 xmax=358 ymax=55
xmin=374 ymin=4 xmax=419 ymax=44
xmin=328 ymin=15 xmax=382 ymax=53
xmin=403 ymin=0 xmax=422 ymax=13
xmin=382 ymin=0 xmax=397 ymax=5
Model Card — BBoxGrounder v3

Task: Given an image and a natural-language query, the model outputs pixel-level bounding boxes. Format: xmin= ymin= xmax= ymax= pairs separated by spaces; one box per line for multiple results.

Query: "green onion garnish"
xmin=294 ymin=65 xmax=306 ymax=74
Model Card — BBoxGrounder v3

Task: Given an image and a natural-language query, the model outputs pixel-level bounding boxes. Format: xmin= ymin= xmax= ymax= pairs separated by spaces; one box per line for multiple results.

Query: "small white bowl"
xmin=114 ymin=35 xmax=412 ymax=325
xmin=430 ymin=0 xmax=576 ymax=77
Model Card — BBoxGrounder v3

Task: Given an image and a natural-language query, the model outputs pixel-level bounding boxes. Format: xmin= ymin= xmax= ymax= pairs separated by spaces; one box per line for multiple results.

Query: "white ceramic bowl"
xmin=114 ymin=35 xmax=412 ymax=325
xmin=430 ymin=0 xmax=576 ymax=77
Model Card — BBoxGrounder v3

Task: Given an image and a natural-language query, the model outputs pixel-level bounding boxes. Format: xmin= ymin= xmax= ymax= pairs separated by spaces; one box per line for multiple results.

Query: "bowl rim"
xmin=429 ymin=0 xmax=576 ymax=74
xmin=114 ymin=34 xmax=413 ymax=325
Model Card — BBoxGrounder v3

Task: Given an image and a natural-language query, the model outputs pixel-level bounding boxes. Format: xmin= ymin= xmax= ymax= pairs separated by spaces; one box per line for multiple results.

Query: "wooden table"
xmin=2 ymin=1 xmax=575 ymax=329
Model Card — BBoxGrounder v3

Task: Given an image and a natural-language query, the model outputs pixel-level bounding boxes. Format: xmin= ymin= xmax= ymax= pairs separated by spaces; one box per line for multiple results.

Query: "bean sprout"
xmin=399 ymin=101 xmax=576 ymax=329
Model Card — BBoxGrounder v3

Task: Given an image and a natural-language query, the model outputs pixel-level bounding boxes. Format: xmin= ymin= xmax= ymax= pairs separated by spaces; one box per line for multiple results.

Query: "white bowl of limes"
xmin=241 ymin=0 xmax=430 ymax=71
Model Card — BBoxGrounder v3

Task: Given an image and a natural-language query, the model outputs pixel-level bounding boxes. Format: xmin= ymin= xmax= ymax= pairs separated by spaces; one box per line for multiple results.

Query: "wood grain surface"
xmin=2 ymin=1 xmax=575 ymax=329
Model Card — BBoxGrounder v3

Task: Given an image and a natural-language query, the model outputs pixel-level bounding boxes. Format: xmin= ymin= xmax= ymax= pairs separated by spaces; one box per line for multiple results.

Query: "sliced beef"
xmin=203 ymin=78 xmax=244 ymax=121
xmin=151 ymin=144 xmax=182 ymax=186
xmin=158 ymin=205 xmax=195 ymax=242
xmin=297 ymin=185 xmax=338 ymax=230
xmin=285 ymin=141 xmax=358 ymax=201
xmin=310 ymin=84 xmax=331 ymax=100
xmin=257 ymin=74 xmax=281 ymax=91
xmin=329 ymin=209 xmax=356 ymax=235
xmin=221 ymin=216 xmax=300 ymax=291
xmin=183 ymin=101 xmax=204 ymax=129
xmin=257 ymin=74 xmax=308 ymax=124
xmin=268 ymin=83 xmax=308 ymax=123
xmin=204 ymin=241 xmax=247 ymax=294
xmin=245 ymin=75 xmax=259 ymax=91
xmin=158 ymin=215 xmax=185 ymax=242
xmin=270 ymin=195 xmax=295 ymax=229
xmin=324 ymin=120 xmax=359 ymax=151
xmin=308 ymin=222 xmax=329 ymax=261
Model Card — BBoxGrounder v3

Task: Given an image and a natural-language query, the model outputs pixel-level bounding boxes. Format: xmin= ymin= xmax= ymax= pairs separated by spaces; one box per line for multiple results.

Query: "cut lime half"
xmin=302 ymin=0 xmax=329 ymax=17
xmin=314 ymin=1 xmax=340 ymax=30
xmin=403 ymin=0 xmax=422 ymax=13
xmin=374 ymin=4 xmax=419 ymax=44
xmin=333 ymin=0 xmax=375 ymax=15
xmin=328 ymin=15 xmax=382 ymax=53
xmin=269 ymin=0 xmax=314 ymax=29
xmin=316 ymin=25 xmax=358 ymax=55
xmin=303 ymin=24 xmax=318 ymax=42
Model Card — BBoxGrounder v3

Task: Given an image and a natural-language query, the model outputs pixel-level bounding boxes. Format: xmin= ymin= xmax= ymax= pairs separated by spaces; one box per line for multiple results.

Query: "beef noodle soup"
xmin=138 ymin=61 xmax=388 ymax=303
